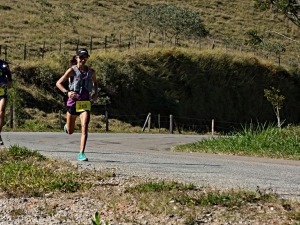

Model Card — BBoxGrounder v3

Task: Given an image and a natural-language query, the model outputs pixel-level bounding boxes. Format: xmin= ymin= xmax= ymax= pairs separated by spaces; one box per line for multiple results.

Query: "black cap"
xmin=76 ymin=48 xmax=90 ymax=57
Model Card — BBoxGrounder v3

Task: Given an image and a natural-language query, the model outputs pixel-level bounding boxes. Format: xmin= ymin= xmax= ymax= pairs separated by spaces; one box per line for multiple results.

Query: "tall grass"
xmin=0 ymin=145 xmax=113 ymax=197
xmin=174 ymin=124 xmax=300 ymax=160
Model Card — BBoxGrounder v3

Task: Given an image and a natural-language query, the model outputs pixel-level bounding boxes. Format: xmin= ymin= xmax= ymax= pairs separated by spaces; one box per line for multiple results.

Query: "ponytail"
xmin=68 ymin=55 xmax=77 ymax=67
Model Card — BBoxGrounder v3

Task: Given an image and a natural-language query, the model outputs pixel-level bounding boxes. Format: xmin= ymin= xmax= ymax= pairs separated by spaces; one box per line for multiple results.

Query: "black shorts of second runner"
xmin=66 ymin=106 xmax=90 ymax=116
xmin=0 ymin=94 xmax=8 ymax=100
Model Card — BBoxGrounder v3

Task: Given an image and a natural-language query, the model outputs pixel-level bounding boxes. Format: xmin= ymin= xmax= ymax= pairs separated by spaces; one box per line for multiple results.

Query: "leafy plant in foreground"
xmin=92 ymin=212 xmax=111 ymax=225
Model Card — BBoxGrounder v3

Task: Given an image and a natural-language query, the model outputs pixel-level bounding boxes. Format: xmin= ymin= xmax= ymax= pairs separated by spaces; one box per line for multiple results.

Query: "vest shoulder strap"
xmin=71 ymin=65 xmax=81 ymax=77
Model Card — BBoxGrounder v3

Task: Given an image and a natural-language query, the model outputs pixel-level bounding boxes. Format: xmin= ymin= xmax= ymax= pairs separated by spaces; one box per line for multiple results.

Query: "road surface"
xmin=2 ymin=132 xmax=300 ymax=200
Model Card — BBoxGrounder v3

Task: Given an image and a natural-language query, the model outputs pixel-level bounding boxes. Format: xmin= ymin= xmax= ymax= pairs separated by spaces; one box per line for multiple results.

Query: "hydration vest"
xmin=69 ymin=65 xmax=94 ymax=93
xmin=0 ymin=60 xmax=11 ymax=86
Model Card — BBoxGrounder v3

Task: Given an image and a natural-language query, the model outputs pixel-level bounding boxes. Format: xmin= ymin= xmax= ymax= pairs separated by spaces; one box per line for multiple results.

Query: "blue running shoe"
xmin=64 ymin=124 xmax=68 ymax=134
xmin=78 ymin=152 xmax=88 ymax=161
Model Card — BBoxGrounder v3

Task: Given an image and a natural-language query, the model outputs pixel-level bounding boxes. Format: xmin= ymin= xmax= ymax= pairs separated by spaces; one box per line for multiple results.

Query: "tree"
xmin=245 ymin=29 xmax=286 ymax=65
xmin=131 ymin=4 xmax=208 ymax=46
xmin=254 ymin=0 xmax=300 ymax=27
xmin=264 ymin=86 xmax=285 ymax=128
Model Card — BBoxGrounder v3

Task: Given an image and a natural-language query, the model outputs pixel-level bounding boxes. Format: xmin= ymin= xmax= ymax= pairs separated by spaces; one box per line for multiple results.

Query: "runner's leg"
xmin=66 ymin=111 xmax=77 ymax=134
xmin=0 ymin=98 xmax=6 ymax=145
xmin=79 ymin=111 xmax=90 ymax=153
xmin=0 ymin=98 xmax=6 ymax=132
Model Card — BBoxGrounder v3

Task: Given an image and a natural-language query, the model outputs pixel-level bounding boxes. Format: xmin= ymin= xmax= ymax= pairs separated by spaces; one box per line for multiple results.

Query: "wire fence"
xmin=5 ymin=106 xmax=256 ymax=135
xmin=1 ymin=33 xmax=300 ymax=68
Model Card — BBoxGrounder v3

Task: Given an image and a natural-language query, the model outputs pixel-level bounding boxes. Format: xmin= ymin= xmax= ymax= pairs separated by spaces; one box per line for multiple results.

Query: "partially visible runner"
xmin=56 ymin=49 xmax=98 ymax=161
xmin=0 ymin=60 xmax=12 ymax=146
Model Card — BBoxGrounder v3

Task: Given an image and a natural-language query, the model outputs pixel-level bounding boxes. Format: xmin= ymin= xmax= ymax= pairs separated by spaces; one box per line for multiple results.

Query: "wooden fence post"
xmin=158 ymin=114 xmax=160 ymax=132
xmin=41 ymin=41 xmax=45 ymax=59
xmin=90 ymin=36 xmax=93 ymax=54
xmin=142 ymin=113 xmax=151 ymax=132
xmin=147 ymin=113 xmax=151 ymax=132
xmin=24 ymin=43 xmax=27 ymax=60
xmin=211 ymin=119 xmax=214 ymax=136
xmin=169 ymin=114 xmax=173 ymax=134
xmin=148 ymin=32 xmax=151 ymax=48
xmin=104 ymin=35 xmax=107 ymax=51
xmin=105 ymin=110 xmax=109 ymax=132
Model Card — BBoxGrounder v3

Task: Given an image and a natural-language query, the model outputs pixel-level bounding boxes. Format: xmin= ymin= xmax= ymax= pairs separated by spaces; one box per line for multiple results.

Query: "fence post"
xmin=169 ymin=114 xmax=173 ymax=134
xmin=158 ymin=114 xmax=160 ymax=132
xmin=104 ymin=35 xmax=107 ymax=51
xmin=105 ymin=110 xmax=109 ymax=132
xmin=24 ymin=43 xmax=27 ymax=60
xmin=148 ymin=32 xmax=151 ymax=48
xmin=90 ymin=36 xmax=93 ymax=54
xmin=76 ymin=39 xmax=80 ymax=51
xmin=142 ymin=113 xmax=151 ymax=132
xmin=211 ymin=119 xmax=214 ymax=136
xmin=147 ymin=113 xmax=151 ymax=132
xmin=41 ymin=41 xmax=45 ymax=59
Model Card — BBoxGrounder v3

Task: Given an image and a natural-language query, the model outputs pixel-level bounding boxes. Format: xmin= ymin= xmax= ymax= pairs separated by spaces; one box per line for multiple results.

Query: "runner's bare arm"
xmin=56 ymin=68 xmax=73 ymax=93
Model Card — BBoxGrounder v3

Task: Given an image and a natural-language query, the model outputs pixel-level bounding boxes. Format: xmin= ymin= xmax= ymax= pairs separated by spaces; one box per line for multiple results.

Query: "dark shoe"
xmin=0 ymin=136 xmax=4 ymax=145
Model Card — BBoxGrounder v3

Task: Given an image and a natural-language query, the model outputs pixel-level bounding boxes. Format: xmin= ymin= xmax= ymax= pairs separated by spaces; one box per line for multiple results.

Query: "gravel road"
xmin=2 ymin=132 xmax=300 ymax=200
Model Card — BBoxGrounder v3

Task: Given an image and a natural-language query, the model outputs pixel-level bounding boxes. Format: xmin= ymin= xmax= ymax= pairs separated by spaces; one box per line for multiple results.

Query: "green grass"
xmin=174 ymin=125 xmax=300 ymax=160
xmin=0 ymin=145 xmax=113 ymax=197
xmin=0 ymin=145 xmax=299 ymax=224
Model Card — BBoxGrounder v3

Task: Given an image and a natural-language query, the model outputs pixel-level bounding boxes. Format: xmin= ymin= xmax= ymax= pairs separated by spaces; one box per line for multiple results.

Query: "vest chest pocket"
xmin=76 ymin=101 xmax=91 ymax=112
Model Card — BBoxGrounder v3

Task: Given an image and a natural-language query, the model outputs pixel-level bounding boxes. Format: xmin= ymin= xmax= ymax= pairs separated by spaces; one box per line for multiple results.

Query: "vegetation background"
xmin=0 ymin=1 xmax=300 ymax=224
xmin=0 ymin=0 xmax=300 ymax=132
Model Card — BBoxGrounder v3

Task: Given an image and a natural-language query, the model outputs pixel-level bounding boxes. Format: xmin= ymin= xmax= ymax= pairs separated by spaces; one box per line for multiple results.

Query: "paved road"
xmin=2 ymin=132 xmax=300 ymax=200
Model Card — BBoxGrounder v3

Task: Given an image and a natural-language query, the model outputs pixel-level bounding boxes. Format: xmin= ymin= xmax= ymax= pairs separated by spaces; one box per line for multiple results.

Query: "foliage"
xmin=264 ymin=86 xmax=285 ymax=127
xmin=0 ymin=145 xmax=95 ymax=197
xmin=254 ymin=0 xmax=300 ymax=27
xmin=131 ymin=4 xmax=208 ymax=42
xmin=245 ymin=29 xmax=286 ymax=65
xmin=10 ymin=48 xmax=300 ymax=132
xmin=174 ymin=124 xmax=300 ymax=160
xmin=92 ymin=212 xmax=110 ymax=225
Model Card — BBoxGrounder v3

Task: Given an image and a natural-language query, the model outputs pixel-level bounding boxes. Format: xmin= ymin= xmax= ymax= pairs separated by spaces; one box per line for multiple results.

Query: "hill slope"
xmin=0 ymin=0 xmax=300 ymax=67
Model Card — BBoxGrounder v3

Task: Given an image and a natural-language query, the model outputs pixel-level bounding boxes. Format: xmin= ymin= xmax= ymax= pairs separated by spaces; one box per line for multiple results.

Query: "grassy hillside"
xmin=1 ymin=0 xmax=300 ymax=132
xmin=9 ymin=48 xmax=300 ymax=133
xmin=1 ymin=0 xmax=300 ymax=67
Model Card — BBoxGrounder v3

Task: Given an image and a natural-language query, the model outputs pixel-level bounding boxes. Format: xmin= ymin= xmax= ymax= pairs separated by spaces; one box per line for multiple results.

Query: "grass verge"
xmin=173 ymin=124 xmax=300 ymax=160
xmin=0 ymin=145 xmax=299 ymax=224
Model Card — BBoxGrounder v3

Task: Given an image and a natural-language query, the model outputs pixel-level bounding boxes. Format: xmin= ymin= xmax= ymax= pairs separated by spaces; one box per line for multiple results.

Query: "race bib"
xmin=0 ymin=88 xmax=5 ymax=96
xmin=76 ymin=101 xmax=91 ymax=112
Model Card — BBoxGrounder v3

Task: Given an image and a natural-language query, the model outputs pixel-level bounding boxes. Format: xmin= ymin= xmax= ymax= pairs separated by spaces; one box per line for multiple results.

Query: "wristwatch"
xmin=63 ymin=90 xmax=69 ymax=95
